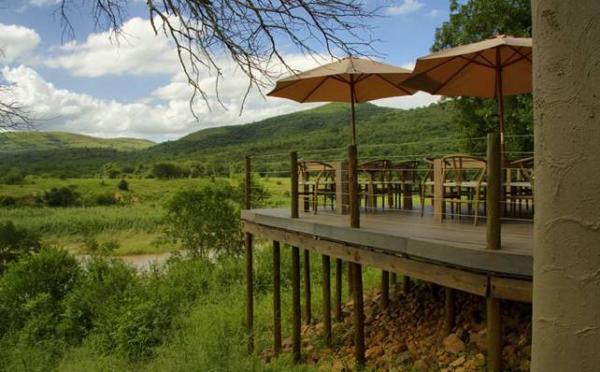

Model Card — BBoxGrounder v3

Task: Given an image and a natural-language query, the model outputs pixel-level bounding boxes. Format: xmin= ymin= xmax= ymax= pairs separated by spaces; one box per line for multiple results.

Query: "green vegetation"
xmin=0 ymin=131 xmax=155 ymax=153
xmin=0 ymin=102 xmax=460 ymax=177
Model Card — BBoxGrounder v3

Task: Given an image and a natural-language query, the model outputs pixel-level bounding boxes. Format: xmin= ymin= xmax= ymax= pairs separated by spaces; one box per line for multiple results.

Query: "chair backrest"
xmin=391 ymin=160 xmax=419 ymax=182
xmin=442 ymin=154 xmax=486 ymax=183
xmin=299 ymin=161 xmax=335 ymax=183
xmin=359 ymin=159 xmax=392 ymax=182
xmin=509 ymin=156 xmax=534 ymax=182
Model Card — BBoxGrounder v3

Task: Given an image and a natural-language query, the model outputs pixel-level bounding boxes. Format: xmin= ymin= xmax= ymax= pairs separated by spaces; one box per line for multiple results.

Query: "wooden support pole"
xmin=352 ymin=262 xmax=365 ymax=368
xmin=244 ymin=155 xmax=254 ymax=354
xmin=322 ymin=255 xmax=332 ymax=346
xmin=292 ymin=245 xmax=301 ymax=363
xmin=245 ymin=232 xmax=254 ymax=354
xmin=487 ymin=133 xmax=501 ymax=250
xmin=443 ymin=288 xmax=456 ymax=336
xmin=348 ymin=261 xmax=354 ymax=295
xmin=303 ymin=249 xmax=312 ymax=325
xmin=381 ymin=270 xmax=390 ymax=309
xmin=273 ymin=241 xmax=282 ymax=355
xmin=291 ymin=151 xmax=299 ymax=219
xmin=335 ymin=258 xmax=343 ymax=322
xmin=487 ymin=296 xmax=502 ymax=371
xmin=403 ymin=276 xmax=411 ymax=294
xmin=348 ymin=144 xmax=360 ymax=228
xmin=433 ymin=158 xmax=445 ymax=223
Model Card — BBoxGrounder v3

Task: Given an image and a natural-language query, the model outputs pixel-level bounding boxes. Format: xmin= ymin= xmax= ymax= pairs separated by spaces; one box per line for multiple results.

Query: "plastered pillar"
xmin=532 ymin=1 xmax=600 ymax=370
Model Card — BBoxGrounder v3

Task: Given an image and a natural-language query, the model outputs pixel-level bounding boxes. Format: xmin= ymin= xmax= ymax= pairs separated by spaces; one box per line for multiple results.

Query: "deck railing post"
xmin=335 ymin=160 xmax=349 ymax=215
xmin=322 ymin=254 xmax=332 ymax=346
xmin=273 ymin=241 xmax=282 ymax=355
xmin=433 ymin=158 xmax=445 ymax=223
xmin=244 ymin=156 xmax=254 ymax=354
xmin=291 ymin=151 xmax=299 ymax=219
xmin=348 ymin=144 xmax=360 ymax=228
xmin=487 ymin=133 xmax=501 ymax=250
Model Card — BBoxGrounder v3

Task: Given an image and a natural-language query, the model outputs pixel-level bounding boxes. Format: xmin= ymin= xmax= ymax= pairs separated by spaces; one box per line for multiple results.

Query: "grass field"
xmin=0 ymin=176 xmax=290 ymax=256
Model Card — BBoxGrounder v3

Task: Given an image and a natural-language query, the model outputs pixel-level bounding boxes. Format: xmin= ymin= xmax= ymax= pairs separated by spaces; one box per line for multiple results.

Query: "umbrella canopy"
xmin=268 ymin=57 xmax=415 ymax=144
xmin=403 ymin=35 xmax=532 ymax=152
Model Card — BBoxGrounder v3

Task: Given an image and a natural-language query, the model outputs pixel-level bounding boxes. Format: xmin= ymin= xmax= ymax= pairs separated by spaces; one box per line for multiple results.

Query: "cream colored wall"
xmin=532 ymin=0 xmax=600 ymax=370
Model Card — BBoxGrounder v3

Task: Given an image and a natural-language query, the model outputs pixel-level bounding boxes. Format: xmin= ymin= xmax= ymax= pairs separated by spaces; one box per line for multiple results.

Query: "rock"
xmin=365 ymin=345 xmax=384 ymax=359
xmin=395 ymin=350 xmax=412 ymax=365
xmin=450 ymin=356 xmax=466 ymax=368
xmin=413 ymin=357 xmax=430 ymax=371
xmin=443 ymin=333 xmax=465 ymax=354
xmin=473 ymin=353 xmax=486 ymax=367
xmin=469 ymin=329 xmax=487 ymax=352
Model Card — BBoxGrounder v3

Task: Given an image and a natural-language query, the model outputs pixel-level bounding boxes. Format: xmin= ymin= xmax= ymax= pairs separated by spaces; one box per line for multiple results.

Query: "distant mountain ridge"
xmin=0 ymin=102 xmax=456 ymax=176
xmin=0 ymin=131 xmax=155 ymax=153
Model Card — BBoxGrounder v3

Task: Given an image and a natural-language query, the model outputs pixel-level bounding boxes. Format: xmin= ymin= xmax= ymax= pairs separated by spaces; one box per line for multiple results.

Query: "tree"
xmin=151 ymin=162 xmax=183 ymax=179
xmin=433 ymin=0 xmax=533 ymax=155
xmin=0 ymin=221 xmax=41 ymax=273
xmin=53 ymin=1 xmax=375 ymax=114
xmin=0 ymin=49 xmax=33 ymax=131
xmin=163 ymin=182 xmax=241 ymax=258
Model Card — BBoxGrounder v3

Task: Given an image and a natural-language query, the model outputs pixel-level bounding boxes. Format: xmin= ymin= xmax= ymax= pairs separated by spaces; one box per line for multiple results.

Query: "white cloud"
xmin=28 ymin=0 xmax=59 ymax=6
xmin=0 ymin=23 xmax=41 ymax=63
xmin=385 ymin=0 xmax=424 ymax=15
xmin=426 ymin=9 xmax=440 ymax=18
xmin=0 ymin=62 xmax=322 ymax=141
xmin=45 ymin=17 xmax=178 ymax=77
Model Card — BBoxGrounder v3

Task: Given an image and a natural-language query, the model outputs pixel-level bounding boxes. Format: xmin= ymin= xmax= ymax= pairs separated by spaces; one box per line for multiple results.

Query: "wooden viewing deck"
xmin=243 ymin=135 xmax=532 ymax=370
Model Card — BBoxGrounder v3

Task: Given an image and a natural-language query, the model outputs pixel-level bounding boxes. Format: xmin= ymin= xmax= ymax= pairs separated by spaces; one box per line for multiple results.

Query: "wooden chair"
xmin=358 ymin=159 xmax=392 ymax=211
xmin=419 ymin=158 xmax=435 ymax=216
xmin=441 ymin=154 xmax=487 ymax=224
xmin=389 ymin=160 xmax=419 ymax=210
xmin=298 ymin=161 xmax=336 ymax=214
xmin=505 ymin=156 xmax=534 ymax=218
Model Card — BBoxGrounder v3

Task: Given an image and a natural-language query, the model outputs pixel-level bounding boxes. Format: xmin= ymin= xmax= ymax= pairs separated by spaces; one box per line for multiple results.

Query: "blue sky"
xmin=0 ymin=0 xmax=450 ymax=141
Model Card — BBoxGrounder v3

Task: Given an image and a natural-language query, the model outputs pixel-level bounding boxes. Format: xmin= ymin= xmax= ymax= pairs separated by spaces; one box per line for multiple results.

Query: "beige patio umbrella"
xmin=402 ymin=35 xmax=532 ymax=153
xmin=267 ymin=57 xmax=415 ymax=145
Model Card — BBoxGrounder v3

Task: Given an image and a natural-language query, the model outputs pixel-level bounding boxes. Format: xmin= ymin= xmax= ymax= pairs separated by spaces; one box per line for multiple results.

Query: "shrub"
xmin=0 ymin=195 xmax=17 ymax=207
xmin=164 ymin=181 xmax=241 ymax=258
xmin=0 ymin=221 xmax=41 ymax=273
xmin=151 ymin=162 xmax=183 ymax=179
xmin=102 ymin=163 xmax=121 ymax=179
xmin=117 ymin=179 xmax=129 ymax=191
xmin=2 ymin=170 xmax=26 ymax=185
xmin=43 ymin=186 xmax=80 ymax=207
xmin=93 ymin=192 xmax=117 ymax=206
xmin=0 ymin=249 xmax=79 ymax=336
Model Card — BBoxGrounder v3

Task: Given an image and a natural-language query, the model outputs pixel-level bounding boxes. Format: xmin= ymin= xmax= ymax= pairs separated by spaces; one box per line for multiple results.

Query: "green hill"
xmin=0 ymin=102 xmax=458 ymax=176
xmin=0 ymin=131 xmax=155 ymax=153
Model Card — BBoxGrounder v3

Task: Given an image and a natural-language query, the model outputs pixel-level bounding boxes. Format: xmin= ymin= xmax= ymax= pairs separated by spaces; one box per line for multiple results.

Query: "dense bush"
xmin=93 ymin=192 xmax=117 ymax=206
xmin=0 ymin=221 xmax=41 ymax=273
xmin=44 ymin=186 xmax=80 ymax=207
xmin=117 ymin=179 xmax=129 ymax=191
xmin=151 ymin=162 xmax=184 ymax=179
xmin=1 ymin=170 xmax=26 ymax=185
xmin=164 ymin=181 xmax=241 ymax=258
xmin=102 ymin=163 xmax=122 ymax=179
xmin=0 ymin=195 xmax=17 ymax=207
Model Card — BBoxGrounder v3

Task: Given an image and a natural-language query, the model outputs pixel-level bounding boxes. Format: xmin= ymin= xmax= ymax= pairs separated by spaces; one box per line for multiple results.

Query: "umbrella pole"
xmin=350 ymin=79 xmax=357 ymax=145
xmin=495 ymin=51 xmax=507 ymax=160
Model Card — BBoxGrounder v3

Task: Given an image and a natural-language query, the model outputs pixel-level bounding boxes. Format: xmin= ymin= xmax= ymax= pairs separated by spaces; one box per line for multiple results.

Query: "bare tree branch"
xmin=55 ymin=0 xmax=378 ymax=117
